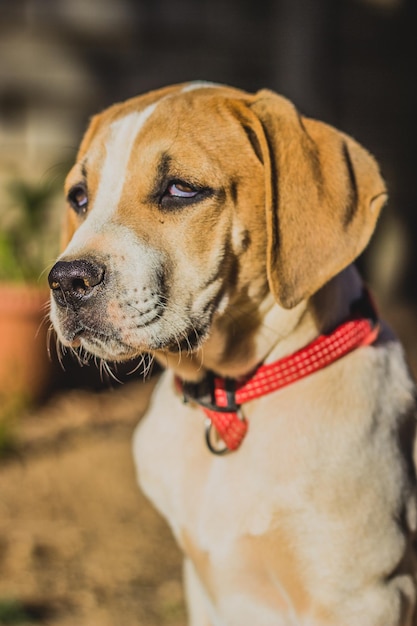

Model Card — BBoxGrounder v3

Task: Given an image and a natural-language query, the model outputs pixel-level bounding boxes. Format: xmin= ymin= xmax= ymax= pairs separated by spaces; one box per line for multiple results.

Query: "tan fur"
xmin=49 ymin=83 xmax=417 ymax=625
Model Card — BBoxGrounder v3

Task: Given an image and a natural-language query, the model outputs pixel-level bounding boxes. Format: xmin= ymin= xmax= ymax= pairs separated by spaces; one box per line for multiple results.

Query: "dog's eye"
xmin=68 ymin=185 xmax=88 ymax=214
xmin=167 ymin=182 xmax=199 ymax=198
xmin=160 ymin=181 xmax=212 ymax=210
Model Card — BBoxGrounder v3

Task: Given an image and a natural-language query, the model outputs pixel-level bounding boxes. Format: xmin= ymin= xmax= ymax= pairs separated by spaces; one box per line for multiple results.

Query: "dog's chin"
xmin=56 ymin=331 xmax=138 ymax=362
xmin=79 ymin=336 xmax=139 ymax=362
xmin=56 ymin=321 xmax=210 ymax=363
xmin=155 ymin=325 xmax=209 ymax=354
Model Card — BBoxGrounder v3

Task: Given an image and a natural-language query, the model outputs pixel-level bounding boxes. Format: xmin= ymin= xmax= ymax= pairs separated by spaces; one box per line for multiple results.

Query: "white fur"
xmin=65 ymin=103 xmax=159 ymax=256
xmin=181 ymin=81 xmax=221 ymax=92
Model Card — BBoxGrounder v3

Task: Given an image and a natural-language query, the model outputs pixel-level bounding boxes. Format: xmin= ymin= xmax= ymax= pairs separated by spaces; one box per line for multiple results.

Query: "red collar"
xmin=176 ymin=291 xmax=379 ymax=455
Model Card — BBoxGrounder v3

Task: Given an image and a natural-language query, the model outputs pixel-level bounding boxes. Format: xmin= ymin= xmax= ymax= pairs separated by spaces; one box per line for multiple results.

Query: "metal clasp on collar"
xmin=204 ymin=407 xmax=246 ymax=456
xmin=177 ymin=373 xmax=248 ymax=455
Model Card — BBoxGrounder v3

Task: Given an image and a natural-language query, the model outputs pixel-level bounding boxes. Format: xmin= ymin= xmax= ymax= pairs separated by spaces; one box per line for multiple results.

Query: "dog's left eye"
xmin=160 ymin=181 xmax=212 ymax=210
xmin=166 ymin=182 xmax=199 ymax=198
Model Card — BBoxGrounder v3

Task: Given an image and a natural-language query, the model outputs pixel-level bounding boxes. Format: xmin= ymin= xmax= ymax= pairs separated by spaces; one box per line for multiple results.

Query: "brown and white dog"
xmin=48 ymin=82 xmax=417 ymax=625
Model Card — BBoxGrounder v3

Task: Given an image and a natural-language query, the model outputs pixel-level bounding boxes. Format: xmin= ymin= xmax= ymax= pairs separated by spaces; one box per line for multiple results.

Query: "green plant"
xmin=0 ymin=598 xmax=29 ymax=624
xmin=0 ymin=597 xmax=48 ymax=624
xmin=0 ymin=177 xmax=62 ymax=283
xmin=0 ymin=419 xmax=18 ymax=459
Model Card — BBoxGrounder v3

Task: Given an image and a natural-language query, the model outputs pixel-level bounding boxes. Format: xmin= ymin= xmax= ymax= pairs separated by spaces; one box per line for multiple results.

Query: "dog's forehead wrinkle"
xmin=80 ymin=160 xmax=88 ymax=179
xmin=155 ymin=152 xmax=172 ymax=186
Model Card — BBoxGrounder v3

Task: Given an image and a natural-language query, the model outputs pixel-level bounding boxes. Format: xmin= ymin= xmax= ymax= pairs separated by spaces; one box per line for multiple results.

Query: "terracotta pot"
xmin=0 ymin=283 xmax=52 ymax=408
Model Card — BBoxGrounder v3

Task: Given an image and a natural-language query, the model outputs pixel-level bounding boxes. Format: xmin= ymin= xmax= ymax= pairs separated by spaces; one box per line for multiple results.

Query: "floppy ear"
xmin=249 ymin=90 xmax=387 ymax=308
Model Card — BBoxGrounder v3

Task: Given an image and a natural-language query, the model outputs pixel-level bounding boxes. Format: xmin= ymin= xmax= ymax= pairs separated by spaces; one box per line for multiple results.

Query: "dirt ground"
xmin=0 ymin=377 xmax=186 ymax=626
xmin=1 ymin=302 xmax=417 ymax=626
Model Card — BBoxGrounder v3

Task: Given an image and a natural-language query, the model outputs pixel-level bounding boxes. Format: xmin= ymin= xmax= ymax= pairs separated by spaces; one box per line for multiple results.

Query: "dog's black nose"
xmin=48 ymin=259 xmax=105 ymax=308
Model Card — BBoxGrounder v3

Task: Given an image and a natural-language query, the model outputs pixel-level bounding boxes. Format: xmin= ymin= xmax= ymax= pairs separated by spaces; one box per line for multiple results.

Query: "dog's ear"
xmin=249 ymin=90 xmax=387 ymax=308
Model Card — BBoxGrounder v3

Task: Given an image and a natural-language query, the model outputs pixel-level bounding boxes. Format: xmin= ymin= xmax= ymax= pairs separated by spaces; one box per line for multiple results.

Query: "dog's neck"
xmin=155 ymin=265 xmax=365 ymax=383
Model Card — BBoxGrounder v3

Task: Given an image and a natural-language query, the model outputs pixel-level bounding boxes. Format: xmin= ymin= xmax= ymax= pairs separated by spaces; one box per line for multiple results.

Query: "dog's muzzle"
xmin=48 ymin=259 xmax=105 ymax=310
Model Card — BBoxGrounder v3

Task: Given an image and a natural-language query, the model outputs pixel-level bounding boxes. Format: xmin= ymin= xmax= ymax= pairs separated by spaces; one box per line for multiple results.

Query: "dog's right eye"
xmin=68 ymin=185 xmax=88 ymax=215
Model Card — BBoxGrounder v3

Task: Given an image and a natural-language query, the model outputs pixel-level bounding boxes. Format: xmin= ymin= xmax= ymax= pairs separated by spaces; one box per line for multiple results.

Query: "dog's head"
xmin=49 ymin=82 xmax=386 ymax=369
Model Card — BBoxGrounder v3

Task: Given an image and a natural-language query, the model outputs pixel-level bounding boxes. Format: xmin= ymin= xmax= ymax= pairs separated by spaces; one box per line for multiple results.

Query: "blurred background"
xmin=0 ymin=0 xmax=416 ymax=624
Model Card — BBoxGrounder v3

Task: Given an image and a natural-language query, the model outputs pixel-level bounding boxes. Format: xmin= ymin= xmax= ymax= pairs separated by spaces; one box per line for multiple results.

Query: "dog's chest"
xmin=133 ymin=371 xmax=308 ymax=538
xmin=132 ymin=360 xmax=403 ymax=538
xmin=133 ymin=371 xmax=318 ymax=619
xmin=132 ymin=358 xmax=417 ymax=624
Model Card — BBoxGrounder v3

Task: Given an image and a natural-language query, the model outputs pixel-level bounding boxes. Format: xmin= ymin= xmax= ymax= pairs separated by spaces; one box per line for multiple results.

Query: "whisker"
xmin=142 ymin=354 xmax=155 ymax=379
xmin=126 ymin=353 xmax=155 ymax=380
xmin=38 ymin=263 xmax=56 ymax=281
xmin=41 ymin=298 xmax=51 ymax=312
xmin=54 ymin=335 xmax=66 ymax=370
xmin=96 ymin=359 xmax=123 ymax=384
xmin=46 ymin=324 xmax=55 ymax=361
xmin=35 ymin=311 xmax=50 ymax=338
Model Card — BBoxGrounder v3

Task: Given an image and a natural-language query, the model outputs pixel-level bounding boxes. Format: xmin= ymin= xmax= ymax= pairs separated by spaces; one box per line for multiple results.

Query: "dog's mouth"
xmin=59 ymin=324 xmax=138 ymax=361
xmin=54 ymin=310 xmax=211 ymax=362
xmin=148 ymin=322 xmax=210 ymax=354
xmin=50 ymin=260 xmax=223 ymax=363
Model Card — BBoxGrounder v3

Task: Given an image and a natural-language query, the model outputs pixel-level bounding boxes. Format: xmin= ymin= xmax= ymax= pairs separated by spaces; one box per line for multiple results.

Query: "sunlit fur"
xmin=48 ymin=83 xmax=417 ymax=626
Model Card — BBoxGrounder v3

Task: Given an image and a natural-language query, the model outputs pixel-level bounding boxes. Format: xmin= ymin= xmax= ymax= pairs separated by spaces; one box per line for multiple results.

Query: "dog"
xmin=48 ymin=82 xmax=417 ymax=625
